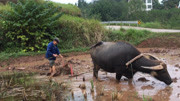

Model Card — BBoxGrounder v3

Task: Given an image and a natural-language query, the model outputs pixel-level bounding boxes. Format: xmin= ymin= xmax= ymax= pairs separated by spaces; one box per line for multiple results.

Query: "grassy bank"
xmin=0 ymin=1 xmax=104 ymax=52
xmin=57 ymin=14 xmax=105 ymax=49
xmin=1 ymin=29 xmax=180 ymax=61
xmin=0 ymin=47 xmax=90 ymax=61
xmin=104 ymin=28 xmax=157 ymax=45
xmin=51 ymin=2 xmax=81 ymax=16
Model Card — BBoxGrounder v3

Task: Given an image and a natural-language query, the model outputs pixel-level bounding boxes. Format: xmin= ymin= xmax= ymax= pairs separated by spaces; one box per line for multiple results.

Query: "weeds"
xmin=90 ymin=80 xmax=94 ymax=92
xmin=0 ymin=47 xmax=89 ymax=61
xmin=142 ymin=94 xmax=153 ymax=101
xmin=0 ymin=71 xmax=68 ymax=100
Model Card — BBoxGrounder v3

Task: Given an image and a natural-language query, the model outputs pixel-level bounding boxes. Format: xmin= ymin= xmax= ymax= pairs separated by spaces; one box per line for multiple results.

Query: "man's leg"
xmin=52 ymin=66 xmax=56 ymax=74
xmin=50 ymin=60 xmax=56 ymax=77
xmin=49 ymin=60 xmax=55 ymax=77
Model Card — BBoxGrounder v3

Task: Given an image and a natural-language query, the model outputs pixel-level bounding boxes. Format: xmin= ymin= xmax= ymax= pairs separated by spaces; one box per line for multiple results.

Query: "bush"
xmin=0 ymin=0 xmax=62 ymax=52
xmin=51 ymin=2 xmax=81 ymax=16
xmin=55 ymin=14 xmax=105 ymax=49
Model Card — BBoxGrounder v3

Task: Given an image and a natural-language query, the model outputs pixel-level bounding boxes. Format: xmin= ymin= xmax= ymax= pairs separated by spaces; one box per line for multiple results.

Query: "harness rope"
xmin=126 ymin=53 xmax=159 ymax=67
xmin=126 ymin=53 xmax=159 ymax=85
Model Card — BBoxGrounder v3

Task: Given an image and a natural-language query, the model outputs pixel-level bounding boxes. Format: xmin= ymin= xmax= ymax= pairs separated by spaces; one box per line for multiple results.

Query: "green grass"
xmin=105 ymin=28 xmax=156 ymax=45
xmin=0 ymin=47 xmax=89 ymax=61
xmin=142 ymin=94 xmax=153 ymax=101
xmin=0 ymin=3 xmax=11 ymax=13
xmin=57 ymin=14 xmax=105 ymax=49
xmin=140 ymin=22 xmax=162 ymax=29
xmin=51 ymin=2 xmax=81 ymax=16
xmin=105 ymin=28 xmax=180 ymax=46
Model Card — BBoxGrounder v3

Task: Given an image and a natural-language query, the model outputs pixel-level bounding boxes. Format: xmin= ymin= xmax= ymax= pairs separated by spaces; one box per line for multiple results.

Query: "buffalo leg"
xmin=123 ymin=70 xmax=136 ymax=84
xmin=93 ymin=64 xmax=100 ymax=79
xmin=116 ymin=73 xmax=122 ymax=81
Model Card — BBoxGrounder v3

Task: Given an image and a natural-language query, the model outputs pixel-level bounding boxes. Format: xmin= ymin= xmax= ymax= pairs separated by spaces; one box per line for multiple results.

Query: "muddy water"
xmin=52 ymin=48 xmax=180 ymax=101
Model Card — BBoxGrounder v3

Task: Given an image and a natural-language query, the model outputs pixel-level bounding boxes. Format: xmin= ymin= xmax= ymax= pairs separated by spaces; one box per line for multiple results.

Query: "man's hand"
xmin=53 ymin=54 xmax=58 ymax=57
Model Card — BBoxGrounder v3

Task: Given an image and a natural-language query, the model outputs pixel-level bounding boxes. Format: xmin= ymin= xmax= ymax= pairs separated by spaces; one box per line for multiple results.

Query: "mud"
xmin=0 ymin=48 xmax=180 ymax=101
xmin=137 ymin=34 xmax=180 ymax=48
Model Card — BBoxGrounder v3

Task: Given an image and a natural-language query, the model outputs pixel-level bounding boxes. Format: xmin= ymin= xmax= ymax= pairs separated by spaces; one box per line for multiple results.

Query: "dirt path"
xmin=106 ymin=26 xmax=180 ymax=33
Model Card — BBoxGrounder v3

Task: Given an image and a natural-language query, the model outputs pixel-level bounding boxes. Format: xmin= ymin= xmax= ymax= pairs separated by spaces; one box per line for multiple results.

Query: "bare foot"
xmin=51 ymin=71 xmax=57 ymax=77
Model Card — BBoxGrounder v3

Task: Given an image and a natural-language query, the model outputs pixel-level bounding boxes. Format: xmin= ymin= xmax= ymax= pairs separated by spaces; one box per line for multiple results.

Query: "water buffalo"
xmin=90 ymin=41 xmax=172 ymax=85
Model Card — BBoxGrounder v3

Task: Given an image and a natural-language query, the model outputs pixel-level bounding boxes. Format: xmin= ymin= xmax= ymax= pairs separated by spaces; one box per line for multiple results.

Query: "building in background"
xmin=144 ymin=0 xmax=153 ymax=11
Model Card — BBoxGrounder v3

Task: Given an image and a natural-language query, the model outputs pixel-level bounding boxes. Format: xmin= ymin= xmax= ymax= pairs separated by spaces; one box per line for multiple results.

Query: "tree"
xmin=86 ymin=0 xmax=129 ymax=21
xmin=0 ymin=0 xmax=62 ymax=52
xmin=128 ymin=0 xmax=145 ymax=13
xmin=162 ymin=0 xmax=179 ymax=9
xmin=128 ymin=0 xmax=145 ymax=20
xmin=78 ymin=0 xmax=89 ymax=18
xmin=153 ymin=0 xmax=164 ymax=9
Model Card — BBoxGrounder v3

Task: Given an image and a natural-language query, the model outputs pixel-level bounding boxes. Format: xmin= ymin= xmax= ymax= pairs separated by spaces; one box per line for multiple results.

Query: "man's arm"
xmin=47 ymin=43 xmax=53 ymax=56
xmin=57 ymin=47 xmax=63 ymax=58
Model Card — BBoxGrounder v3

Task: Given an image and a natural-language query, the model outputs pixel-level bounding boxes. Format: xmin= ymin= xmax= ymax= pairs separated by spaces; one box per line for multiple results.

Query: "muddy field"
xmin=0 ymin=48 xmax=180 ymax=101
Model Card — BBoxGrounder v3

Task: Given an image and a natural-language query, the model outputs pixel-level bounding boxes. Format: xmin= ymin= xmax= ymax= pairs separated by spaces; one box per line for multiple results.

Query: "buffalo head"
xmin=141 ymin=62 xmax=172 ymax=85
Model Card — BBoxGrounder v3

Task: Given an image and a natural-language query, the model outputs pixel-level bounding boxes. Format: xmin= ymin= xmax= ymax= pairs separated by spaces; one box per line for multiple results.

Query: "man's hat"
xmin=54 ymin=37 xmax=60 ymax=43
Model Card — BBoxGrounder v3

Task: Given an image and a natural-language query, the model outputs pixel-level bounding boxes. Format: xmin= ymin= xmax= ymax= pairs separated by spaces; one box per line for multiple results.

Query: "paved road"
xmin=106 ymin=26 xmax=180 ymax=33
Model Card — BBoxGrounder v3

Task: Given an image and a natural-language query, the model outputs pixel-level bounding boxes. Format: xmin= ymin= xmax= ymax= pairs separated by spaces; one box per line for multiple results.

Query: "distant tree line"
xmin=78 ymin=0 xmax=180 ymax=21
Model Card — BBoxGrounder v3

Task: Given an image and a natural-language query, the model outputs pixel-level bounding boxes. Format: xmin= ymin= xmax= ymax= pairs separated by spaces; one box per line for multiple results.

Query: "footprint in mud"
xmin=141 ymin=85 xmax=154 ymax=90
xmin=137 ymin=77 xmax=150 ymax=82
xmin=175 ymin=64 xmax=180 ymax=68
xmin=178 ymin=93 xmax=180 ymax=98
xmin=172 ymin=77 xmax=178 ymax=83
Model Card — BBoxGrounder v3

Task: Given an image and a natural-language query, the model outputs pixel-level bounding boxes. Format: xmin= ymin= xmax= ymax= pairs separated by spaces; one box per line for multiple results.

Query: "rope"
xmin=126 ymin=53 xmax=160 ymax=67
xmin=130 ymin=64 xmax=135 ymax=85
xmin=126 ymin=53 xmax=160 ymax=85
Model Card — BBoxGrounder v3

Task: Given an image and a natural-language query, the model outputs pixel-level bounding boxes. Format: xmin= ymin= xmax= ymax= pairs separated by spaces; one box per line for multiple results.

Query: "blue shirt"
xmin=45 ymin=42 xmax=60 ymax=60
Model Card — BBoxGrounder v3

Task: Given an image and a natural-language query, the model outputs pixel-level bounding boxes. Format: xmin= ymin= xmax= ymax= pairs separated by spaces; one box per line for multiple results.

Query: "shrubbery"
xmin=56 ymin=14 xmax=105 ymax=49
xmin=51 ymin=2 xmax=81 ymax=17
xmin=138 ymin=9 xmax=180 ymax=29
xmin=0 ymin=0 xmax=62 ymax=52
xmin=0 ymin=0 xmax=104 ymax=52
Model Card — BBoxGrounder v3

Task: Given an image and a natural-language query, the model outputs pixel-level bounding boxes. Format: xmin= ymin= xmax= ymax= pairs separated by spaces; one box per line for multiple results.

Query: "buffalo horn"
xmin=141 ymin=65 xmax=163 ymax=70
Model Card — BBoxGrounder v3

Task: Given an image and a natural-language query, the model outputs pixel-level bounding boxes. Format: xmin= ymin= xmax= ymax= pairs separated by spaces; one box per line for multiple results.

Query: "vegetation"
xmin=0 ymin=71 xmax=68 ymax=100
xmin=0 ymin=47 xmax=89 ymax=61
xmin=0 ymin=0 xmax=104 ymax=53
xmin=104 ymin=28 xmax=157 ymax=45
xmin=140 ymin=22 xmax=162 ymax=29
xmin=0 ymin=0 xmax=62 ymax=52
xmin=57 ymin=14 xmax=105 ymax=49
xmin=0 ymin=0 xmax=179 ymax=59
xmin=51 ymin=2 xmax=81 ymax=16
xmin=78 ymin=0 xmax=180 ymax=29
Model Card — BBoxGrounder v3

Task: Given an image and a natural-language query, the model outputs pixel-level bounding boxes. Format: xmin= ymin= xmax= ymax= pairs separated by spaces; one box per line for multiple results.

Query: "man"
xmin=45 ymin=38 xmax=64 ymax=77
